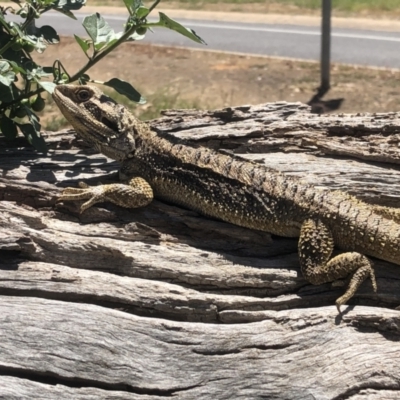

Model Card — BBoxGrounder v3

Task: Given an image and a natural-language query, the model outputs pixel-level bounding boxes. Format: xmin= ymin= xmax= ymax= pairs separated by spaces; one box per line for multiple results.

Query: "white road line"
xmin=186 ymin=22 xmax=400 ymax=42
xmin=41 ymin=12 xmax=400 ymax=43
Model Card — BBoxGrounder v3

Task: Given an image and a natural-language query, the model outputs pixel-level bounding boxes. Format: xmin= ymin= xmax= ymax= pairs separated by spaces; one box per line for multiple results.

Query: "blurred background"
xmin=29 ymin=0 xmax=400 ymax=128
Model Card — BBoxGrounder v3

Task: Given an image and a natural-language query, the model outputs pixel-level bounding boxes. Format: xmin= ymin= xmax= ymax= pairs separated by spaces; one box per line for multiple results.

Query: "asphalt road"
xmin=10 ymin=11 xmax=400 ymax=68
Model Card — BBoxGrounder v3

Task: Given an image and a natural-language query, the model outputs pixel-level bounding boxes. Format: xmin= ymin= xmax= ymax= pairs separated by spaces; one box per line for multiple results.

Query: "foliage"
xmin=0 ymin=0 xmax=206 ymax=152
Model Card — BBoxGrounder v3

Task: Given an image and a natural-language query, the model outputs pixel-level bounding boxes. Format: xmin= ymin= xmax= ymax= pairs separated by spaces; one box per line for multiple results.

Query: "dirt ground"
xmin=35 ymin=36 xmax=400 ymax=128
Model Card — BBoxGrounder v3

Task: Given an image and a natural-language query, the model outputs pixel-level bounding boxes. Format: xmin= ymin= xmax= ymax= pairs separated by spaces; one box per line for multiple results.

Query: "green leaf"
xmin=127 ymin=31 xmax=145 ymax=41
xmin=42 ymin=0 xmax=57 ymax=6
xmin=103 ymin=78 xmax=145 ymax=104
xmin=83 ymin=13 xmax=115 ymax=47
xmin=17 ymin=121 xmax=47 ymax=153
xmin=123 ymin=0 xmax=134 ymax=14
xmin=0 ymin=13 xmax=8 ymax=26
xmin=133 ymin=0 xmax=144 ymax=10
xmin=74 ymin=34 xmax=90 ymax=54
xmin=93 ymin=41 xmax=107 ymax=51
xmin=53 ymin=7 xmax=77 ymax=20
xmin=78 ymin=73 xmax=90 ymax=84
xmin=54 ymin=0 xmax=86 ymax=11
xmin=26 ymin=107 xmax=41 ymax=132
xmin=27 ymin=66 xmax=52 ymax=80
xmin=8 ymin=61 xmax=26 ymax=74
xmin=37 ymin=81 xmax=56 ymax=94
xmin=26 ymin=67 xmax=50 ymax=82
xmin=0 ymin=70 xmax=16 ymax=86
xmin=123 ymin=0 xmax=143 ymax=13
xmin=0 ymin=62 xmax=16 ymax=86
xmin=0 ymin=60 xmax=10 ymax=74
xmin=136 ymin=6 xmax=149 ymax=19
xmin=2 ymin=45 xmax=23 ymax=65
xmin=39 ymin=25 xmax=60 ymax=44
xmin=51 ymin=0 xmax=84 ymax=18
xmin=20 ymin=34 xmax=47 ymax=53
xmin=0 ymin=83 xmax=20 ymax=102
xmin=113 ymin=29 xmax=144 ymax=42
xmin=98 ymin=37 xmax=119 ymax=51
xmin=0 ymin=116 xmax=18 ymax=140
xmin=150 ymin=13 xmax=206 ymax=45
xmin=10 ymin=22 xmax=24 ymax=38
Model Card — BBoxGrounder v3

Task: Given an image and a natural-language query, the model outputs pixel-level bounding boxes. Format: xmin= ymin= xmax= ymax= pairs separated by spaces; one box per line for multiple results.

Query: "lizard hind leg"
xmin=298 ymin=219 xmax=377 ymax=311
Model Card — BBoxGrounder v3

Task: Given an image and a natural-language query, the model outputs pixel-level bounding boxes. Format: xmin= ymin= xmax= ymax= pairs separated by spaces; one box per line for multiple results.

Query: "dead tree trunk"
xmin=1 ymin=102 xmax=400 ymax=399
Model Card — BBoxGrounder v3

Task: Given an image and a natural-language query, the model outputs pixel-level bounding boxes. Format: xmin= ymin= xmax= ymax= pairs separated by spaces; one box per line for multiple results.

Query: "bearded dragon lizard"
xmin=53 ymin=84 xmax=400 ymax=311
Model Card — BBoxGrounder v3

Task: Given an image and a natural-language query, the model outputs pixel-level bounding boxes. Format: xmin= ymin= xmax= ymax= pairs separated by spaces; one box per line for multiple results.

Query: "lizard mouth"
xmin=101 ymin=116 xmax=119 ymax=133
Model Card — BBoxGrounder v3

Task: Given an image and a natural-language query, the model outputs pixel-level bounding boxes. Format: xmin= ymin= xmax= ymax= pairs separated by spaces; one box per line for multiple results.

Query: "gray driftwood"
xmin=1 ymin=102 xmax=400 ymax=399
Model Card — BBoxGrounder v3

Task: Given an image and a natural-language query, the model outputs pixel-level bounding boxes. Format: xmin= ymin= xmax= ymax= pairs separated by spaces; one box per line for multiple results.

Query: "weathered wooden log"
xmin=1 ymin=102 xmax=400 ymax=399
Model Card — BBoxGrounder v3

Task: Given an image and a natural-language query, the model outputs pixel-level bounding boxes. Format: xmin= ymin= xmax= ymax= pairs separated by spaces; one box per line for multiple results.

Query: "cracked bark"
xmin=1 ymin=101 xmax=400 ymax=399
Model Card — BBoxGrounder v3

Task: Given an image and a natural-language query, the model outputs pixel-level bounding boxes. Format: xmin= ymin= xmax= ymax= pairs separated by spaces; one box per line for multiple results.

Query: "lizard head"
xmin=52 ymin=84 xmax=139 ymax=161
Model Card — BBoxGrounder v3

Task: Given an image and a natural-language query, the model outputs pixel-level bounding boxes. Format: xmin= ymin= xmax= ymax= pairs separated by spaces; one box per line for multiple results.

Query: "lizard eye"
xmin=77 ymin=89 xmax=90 ymax=102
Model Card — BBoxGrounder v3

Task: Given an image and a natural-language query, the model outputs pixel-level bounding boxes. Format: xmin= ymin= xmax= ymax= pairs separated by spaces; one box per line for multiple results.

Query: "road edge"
xmin=1 ymin=2 xmax=400 ymax=32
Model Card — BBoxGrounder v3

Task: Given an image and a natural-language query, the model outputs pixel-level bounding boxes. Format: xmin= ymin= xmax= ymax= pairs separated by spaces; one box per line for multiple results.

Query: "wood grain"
xmin=1 ymin=102 xmax=400 ymax=398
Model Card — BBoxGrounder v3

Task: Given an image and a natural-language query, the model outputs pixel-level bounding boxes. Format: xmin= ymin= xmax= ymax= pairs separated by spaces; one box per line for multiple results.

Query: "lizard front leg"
xmin=298 ymin=219 xmax=377 ymax=311
xmin=59 ymin=177 xmax=153 ymax=213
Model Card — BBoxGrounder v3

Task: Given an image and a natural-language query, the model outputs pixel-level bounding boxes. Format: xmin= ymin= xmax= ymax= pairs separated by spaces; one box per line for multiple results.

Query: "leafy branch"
xmin=0 ymin=0 xmax=206 ymax=152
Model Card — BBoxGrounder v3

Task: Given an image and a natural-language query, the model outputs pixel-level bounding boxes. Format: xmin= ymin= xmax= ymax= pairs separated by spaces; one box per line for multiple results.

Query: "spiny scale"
xmin=53 ymin=84 xmax=400 ymax=311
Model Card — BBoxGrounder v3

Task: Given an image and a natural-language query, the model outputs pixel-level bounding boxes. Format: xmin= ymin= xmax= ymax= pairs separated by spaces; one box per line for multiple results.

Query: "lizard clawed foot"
xmin=59 ymin=182 xmax=106 ymax=213
xmin=59 ymin=178 xmax=154 ymax=213
xmin=299 ymin=219 xmax=377 ymax=313
xmin=335 ymin=261 xmax=377 ymax=313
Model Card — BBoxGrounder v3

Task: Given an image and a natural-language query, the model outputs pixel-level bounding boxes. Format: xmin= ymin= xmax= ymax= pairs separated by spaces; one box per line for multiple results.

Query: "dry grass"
xmin=34 ymin=37 xmax=400 ymax=130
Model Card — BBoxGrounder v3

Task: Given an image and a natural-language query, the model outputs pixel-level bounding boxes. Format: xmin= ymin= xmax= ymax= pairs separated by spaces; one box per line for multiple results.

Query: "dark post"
xmin=320 ymin=0 xmax=331 ymax=95
xmin=307 ymin=0 xmax=343 ymax=112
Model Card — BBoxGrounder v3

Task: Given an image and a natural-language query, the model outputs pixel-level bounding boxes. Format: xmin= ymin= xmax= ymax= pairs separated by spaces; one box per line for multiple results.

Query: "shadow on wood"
xmin=1 ymin=102 xmax=400 ymax=399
